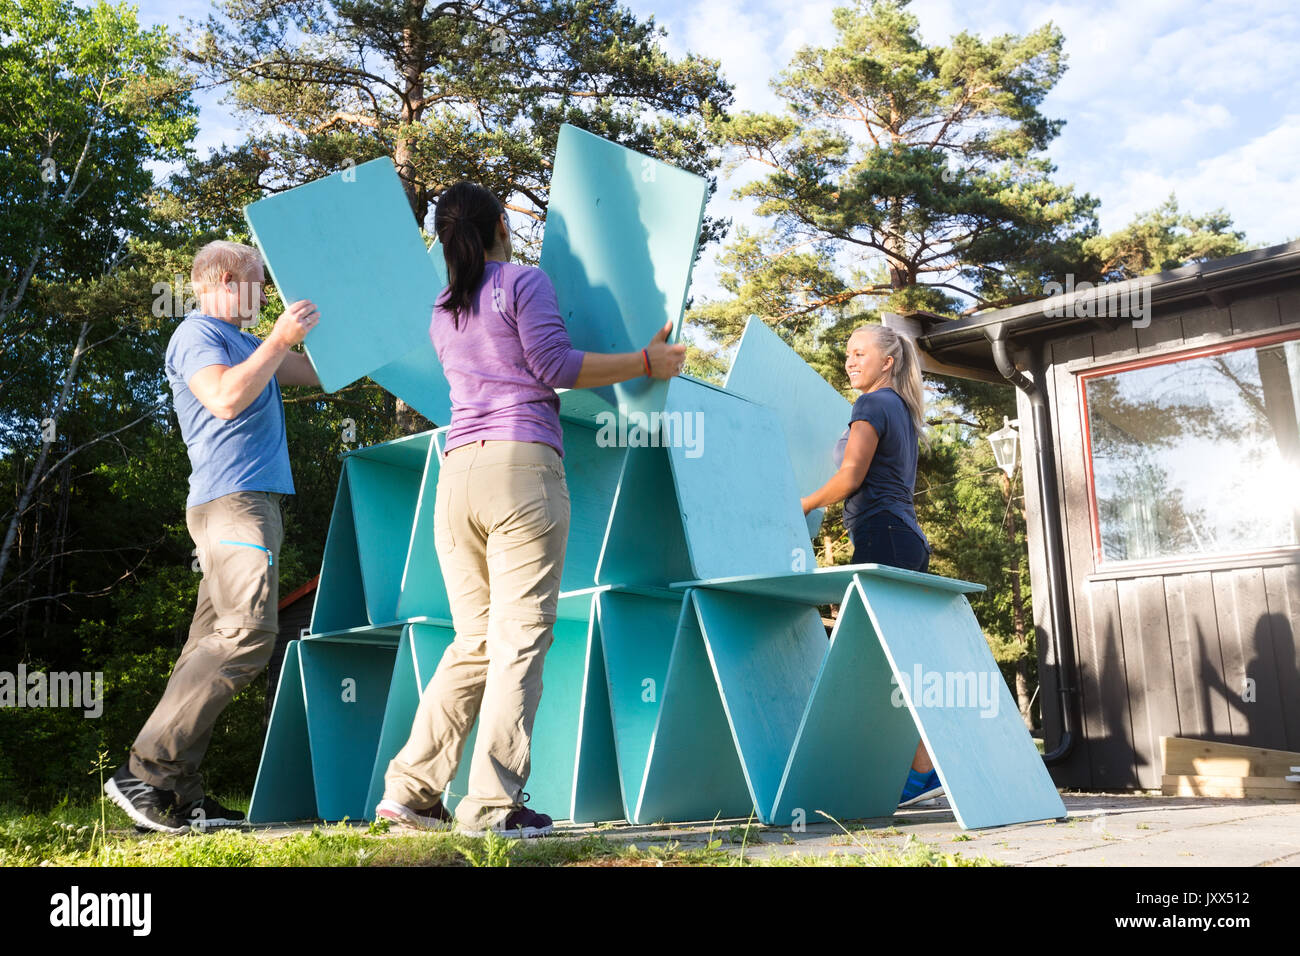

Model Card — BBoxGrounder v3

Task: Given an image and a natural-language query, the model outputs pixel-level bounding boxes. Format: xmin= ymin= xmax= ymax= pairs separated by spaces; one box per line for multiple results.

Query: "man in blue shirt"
xmin=105 ymin=240 xmax=321 ymax=833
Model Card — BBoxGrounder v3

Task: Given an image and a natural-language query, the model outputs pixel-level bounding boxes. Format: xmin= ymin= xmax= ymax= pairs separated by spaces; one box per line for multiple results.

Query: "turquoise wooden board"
xmin=540 ymin=124 xmax=707 ymax=420
xmin=301 ymin=623 xmax=408 ymax=645
xmin=663 ymin=377 xmax=810 ymax=581
xmin=570 ymin=606 xmax=624 ymax=823
xmin=558 ymin=386 xmax=617 ymax=428
xmin=394 ymin=436 xmax=451 ymax=622
xmin=852 ymin=573 xmax=1066 ymax=828
xmin=595 ymin=590 xmax=684 ymax=816
xmin=363 ymin=624 xmax=466 ymax=816
xmin=309 ymin=465 xmax=368 ymax=633
xmin=635 ymin=596 xmax=753 ymax=824
xmin=690 ymin=589 xmax=826 ymax=823
xmin=346 ymin=455 xmax=424 ymax=624
xmin=298 ymin=640 xmax=396 ymax=821
xmin=248 ymin=642 xmax=318 ymax=823
xmin=771 ymin=584 xmax=919 ymax=825
xmin=724 ymin=317 xmax=852 ymax=538
xmin=671 ymin=563 xmax=986 ymax=602
xmin=244 ymin=157 xmax=441 ymax=392
xmin=345 ymin=429 xmax=433 ymax=471
xmin=557 ymin=421 xmax=626 ymax=591
xmin=367 ymin=242 xmax=452 ymax=424
xmin=596 ymin=445 xmax=692 ymax=587
xmin=556 ymin=587 xmax=603 ymax=622
xmin=518 ymin=615 xmax=589 ymax=817
xmin=365 ymin=625 xmax=423 ymax=816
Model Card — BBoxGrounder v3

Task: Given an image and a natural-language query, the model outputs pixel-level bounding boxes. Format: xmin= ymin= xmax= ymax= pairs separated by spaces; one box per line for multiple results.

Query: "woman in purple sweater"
xmin=377 ymin=182 xmax=685 ymax=837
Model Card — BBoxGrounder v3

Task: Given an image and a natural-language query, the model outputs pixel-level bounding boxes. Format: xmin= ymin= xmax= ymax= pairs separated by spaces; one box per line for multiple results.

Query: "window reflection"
xmin=1084 ymin=336 xmax=1300 ymax=563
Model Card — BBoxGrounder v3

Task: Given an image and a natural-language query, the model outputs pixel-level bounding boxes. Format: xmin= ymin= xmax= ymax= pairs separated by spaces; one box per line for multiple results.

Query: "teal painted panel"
xmin=663 ymin=377 xmax=809 ymax=581
xmin=243 ymin=158 xmax=440 ymax=393
xmin=596 ymin=445 xmax=692 ymax=587
xmin=301 ymin=624 xmax=407 ymax=645
xmin=299 ymin=640 xmax=396 ymax=821
xmin=348 ymin=430 xmax=434 ymax=471
xmin=540 ymin=124 xmax=707 ymax=420
xmin=559 ymin=421 xmax=626 ymax=591
xmin=595 ymin=590 xmax=684 ymax=816
xmin=558 ymin=387 xmax=617 ymax=428
xmin=367 ymin=242 xmax=452 ymax=425
xmin=771 ymin=583 xmax=919 ymax=825
xmin=362 ymin=624 xmax=466 ymax=816
xmin=570 ymin=607 xmax=624 ymax=823
xmin=365 ymin=626 xmax=423 ymax=816
xmin=724 ymin=317 xmax=852 ymax=538
xmin=670 ymin=563 xmax=986 ymax=602
xmin=248 ymin=642 xmax=318 ymax=823
xmin=346 ymin=456 xmax=424 ymax=624
xmin=690 ymin=589 xmax=826 ymax=823
xmin=521 ymin=616 xmax=588 ymax=818
xmin=635 ymin=595 xmax=753 ymax=824
xmin=852 ymin=574 xmax=1066 ymax=829
xmin=310 ymin=466 xmax=368 ymax=633
xmin=395 ymin=436 xmax=451 ymax=622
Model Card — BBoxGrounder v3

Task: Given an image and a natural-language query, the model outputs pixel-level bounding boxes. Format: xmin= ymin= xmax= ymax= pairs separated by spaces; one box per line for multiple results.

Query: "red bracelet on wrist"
xmin=641 ymin=348 xmax=652 ymax=376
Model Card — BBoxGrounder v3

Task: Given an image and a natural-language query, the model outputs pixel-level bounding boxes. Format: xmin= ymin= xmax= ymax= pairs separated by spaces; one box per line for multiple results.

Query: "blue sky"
xmin=130 ymin=0 xmax=1300 ymax=298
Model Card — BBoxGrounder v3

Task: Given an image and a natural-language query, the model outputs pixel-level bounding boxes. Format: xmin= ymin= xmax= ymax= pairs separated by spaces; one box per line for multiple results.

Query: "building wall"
xmin=1021 ymin=281 xmax=1300 ymax=789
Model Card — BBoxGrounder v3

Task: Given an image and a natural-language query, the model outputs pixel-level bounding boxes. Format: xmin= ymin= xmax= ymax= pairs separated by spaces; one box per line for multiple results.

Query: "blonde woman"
xmin=800 ymin=324 xmax=942 ymax=807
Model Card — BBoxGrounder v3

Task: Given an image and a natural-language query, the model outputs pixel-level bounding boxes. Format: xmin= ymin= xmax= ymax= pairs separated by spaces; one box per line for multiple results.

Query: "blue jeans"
xmin=848 ymin=512 xmax=930 ymax=573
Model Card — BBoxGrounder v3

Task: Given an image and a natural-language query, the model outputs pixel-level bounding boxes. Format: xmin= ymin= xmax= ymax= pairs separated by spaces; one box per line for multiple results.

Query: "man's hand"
xmin=189 ymin=303 xmax=319 ymax=419
xmin=269 ymin=300 xmax=320 ymax=348
xmin=644 ymin=321 xmax=685 ymax=379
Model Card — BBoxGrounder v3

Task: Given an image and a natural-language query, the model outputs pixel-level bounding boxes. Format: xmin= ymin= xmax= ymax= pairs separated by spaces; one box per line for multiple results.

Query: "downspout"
xmin=987 ymin=324 xmax=1079 ymax=765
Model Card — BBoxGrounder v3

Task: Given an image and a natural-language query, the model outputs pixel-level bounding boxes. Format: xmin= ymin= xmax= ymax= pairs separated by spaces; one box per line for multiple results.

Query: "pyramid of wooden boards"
xmin=243 ymin=124 xmax=1064 ymax=830
xmin=249 ymin=381 xmax=1065 ymax=830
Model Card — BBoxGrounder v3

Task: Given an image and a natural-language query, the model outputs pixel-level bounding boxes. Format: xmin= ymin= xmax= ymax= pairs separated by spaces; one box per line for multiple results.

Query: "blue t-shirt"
xmin=165 ymin=313 xmax=295 ymax=507
xmin=835 ymin=387 xmax=930 ymax=551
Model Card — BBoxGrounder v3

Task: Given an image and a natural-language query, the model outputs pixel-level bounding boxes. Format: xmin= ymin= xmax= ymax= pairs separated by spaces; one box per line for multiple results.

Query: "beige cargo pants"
xmin=383 ymin=439 xmax=569 ymax=830
xmin=130 ymin=490 xmax=284 ymax=804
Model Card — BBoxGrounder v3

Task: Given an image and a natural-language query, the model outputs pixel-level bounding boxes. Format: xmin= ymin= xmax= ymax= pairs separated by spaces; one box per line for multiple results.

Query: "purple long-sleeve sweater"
xmin=430 ymin=261 xmax=585 ymax=458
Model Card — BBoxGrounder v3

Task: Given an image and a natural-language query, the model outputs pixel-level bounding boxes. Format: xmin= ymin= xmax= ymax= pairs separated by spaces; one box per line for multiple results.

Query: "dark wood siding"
xmin=1021 ymin=284 xmax=1300 ymax=789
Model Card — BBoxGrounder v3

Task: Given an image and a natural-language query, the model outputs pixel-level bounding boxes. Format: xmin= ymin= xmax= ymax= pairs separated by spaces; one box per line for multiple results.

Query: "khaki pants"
xmin=130 ymin=490 xmax=284 ymax=804
xmin=384 ymin=440 xmax=570 ymax=829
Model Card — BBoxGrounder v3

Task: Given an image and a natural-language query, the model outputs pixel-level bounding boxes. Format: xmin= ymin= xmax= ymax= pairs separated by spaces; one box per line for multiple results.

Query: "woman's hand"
xmin=800 ymin=496 xmax=814 ymax=516
xmin=643 ymin=321 xmax=685 ymax=379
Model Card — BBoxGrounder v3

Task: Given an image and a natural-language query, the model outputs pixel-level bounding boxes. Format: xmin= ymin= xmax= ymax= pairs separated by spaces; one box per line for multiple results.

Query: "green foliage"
xmin=691 ymin=0 xmax=1099 ymax=346
xmin=1081 ymin=193 xmax=1249 ymax=281
xmin=183 ymin=0 xmax=735 ymax=249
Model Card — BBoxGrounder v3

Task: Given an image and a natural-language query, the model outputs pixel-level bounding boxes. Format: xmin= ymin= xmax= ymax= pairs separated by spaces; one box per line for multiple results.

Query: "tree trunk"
xmin=0 ymin=321 xmax=90 ymax=588
xmin=395 ymin=397 xmax=433 ymax=435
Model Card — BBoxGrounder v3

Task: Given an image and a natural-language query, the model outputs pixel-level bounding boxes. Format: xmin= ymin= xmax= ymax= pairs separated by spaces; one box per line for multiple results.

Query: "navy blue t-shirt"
xmin=834 ymin=387 xmax=930 ymax=551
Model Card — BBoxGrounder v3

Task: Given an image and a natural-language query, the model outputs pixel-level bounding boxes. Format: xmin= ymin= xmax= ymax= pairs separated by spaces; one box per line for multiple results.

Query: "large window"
xmin=1080 ymin=330 xmax=1300 ymax=565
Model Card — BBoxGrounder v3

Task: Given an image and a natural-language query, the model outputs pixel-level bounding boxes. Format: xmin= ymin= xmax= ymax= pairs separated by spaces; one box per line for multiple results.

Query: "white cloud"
xmin=1101 ymin=114 xmax=1300 ymax=244
xmin=1118 ymin=98 xmax=1234 ymax=156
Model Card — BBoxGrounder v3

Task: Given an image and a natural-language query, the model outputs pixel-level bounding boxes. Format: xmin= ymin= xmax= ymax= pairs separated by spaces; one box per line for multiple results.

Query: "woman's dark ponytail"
xmin=435 ymin=182 xmax=505 ymax=328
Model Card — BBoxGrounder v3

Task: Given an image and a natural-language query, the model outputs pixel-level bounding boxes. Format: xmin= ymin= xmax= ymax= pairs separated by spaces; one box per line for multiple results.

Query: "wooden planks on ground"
xmin=1160 ymin=736 xmax=1300 ymax=799
xmin=1162 ymin=774 xmax=1300 ymax=799
xmin=1161 ymin=735 xmax=1300 ymax=777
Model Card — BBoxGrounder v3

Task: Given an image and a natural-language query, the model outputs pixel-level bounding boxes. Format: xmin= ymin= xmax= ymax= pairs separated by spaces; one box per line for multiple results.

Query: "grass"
xmin=0 ymin=796 xmax=1005 ymax=867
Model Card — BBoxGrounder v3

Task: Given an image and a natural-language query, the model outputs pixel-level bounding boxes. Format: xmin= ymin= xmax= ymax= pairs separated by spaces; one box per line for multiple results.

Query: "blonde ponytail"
xmin=852 ymin=324 xmax=929 ymax=451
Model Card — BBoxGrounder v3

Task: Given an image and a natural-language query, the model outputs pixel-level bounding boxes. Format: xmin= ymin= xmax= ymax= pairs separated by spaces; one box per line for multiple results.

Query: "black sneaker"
xmin=177 ymin=795 xmax=247 ymax=831
xmin=460 ymin=793 xmax=554 ymax=839
xmin=104 ymin=765 xmax=187 ymax=835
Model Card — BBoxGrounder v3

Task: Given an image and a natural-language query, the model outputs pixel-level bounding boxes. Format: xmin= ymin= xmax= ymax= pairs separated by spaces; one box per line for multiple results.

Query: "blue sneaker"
xmin=898 ymin=768 xmax=944 ymax=807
